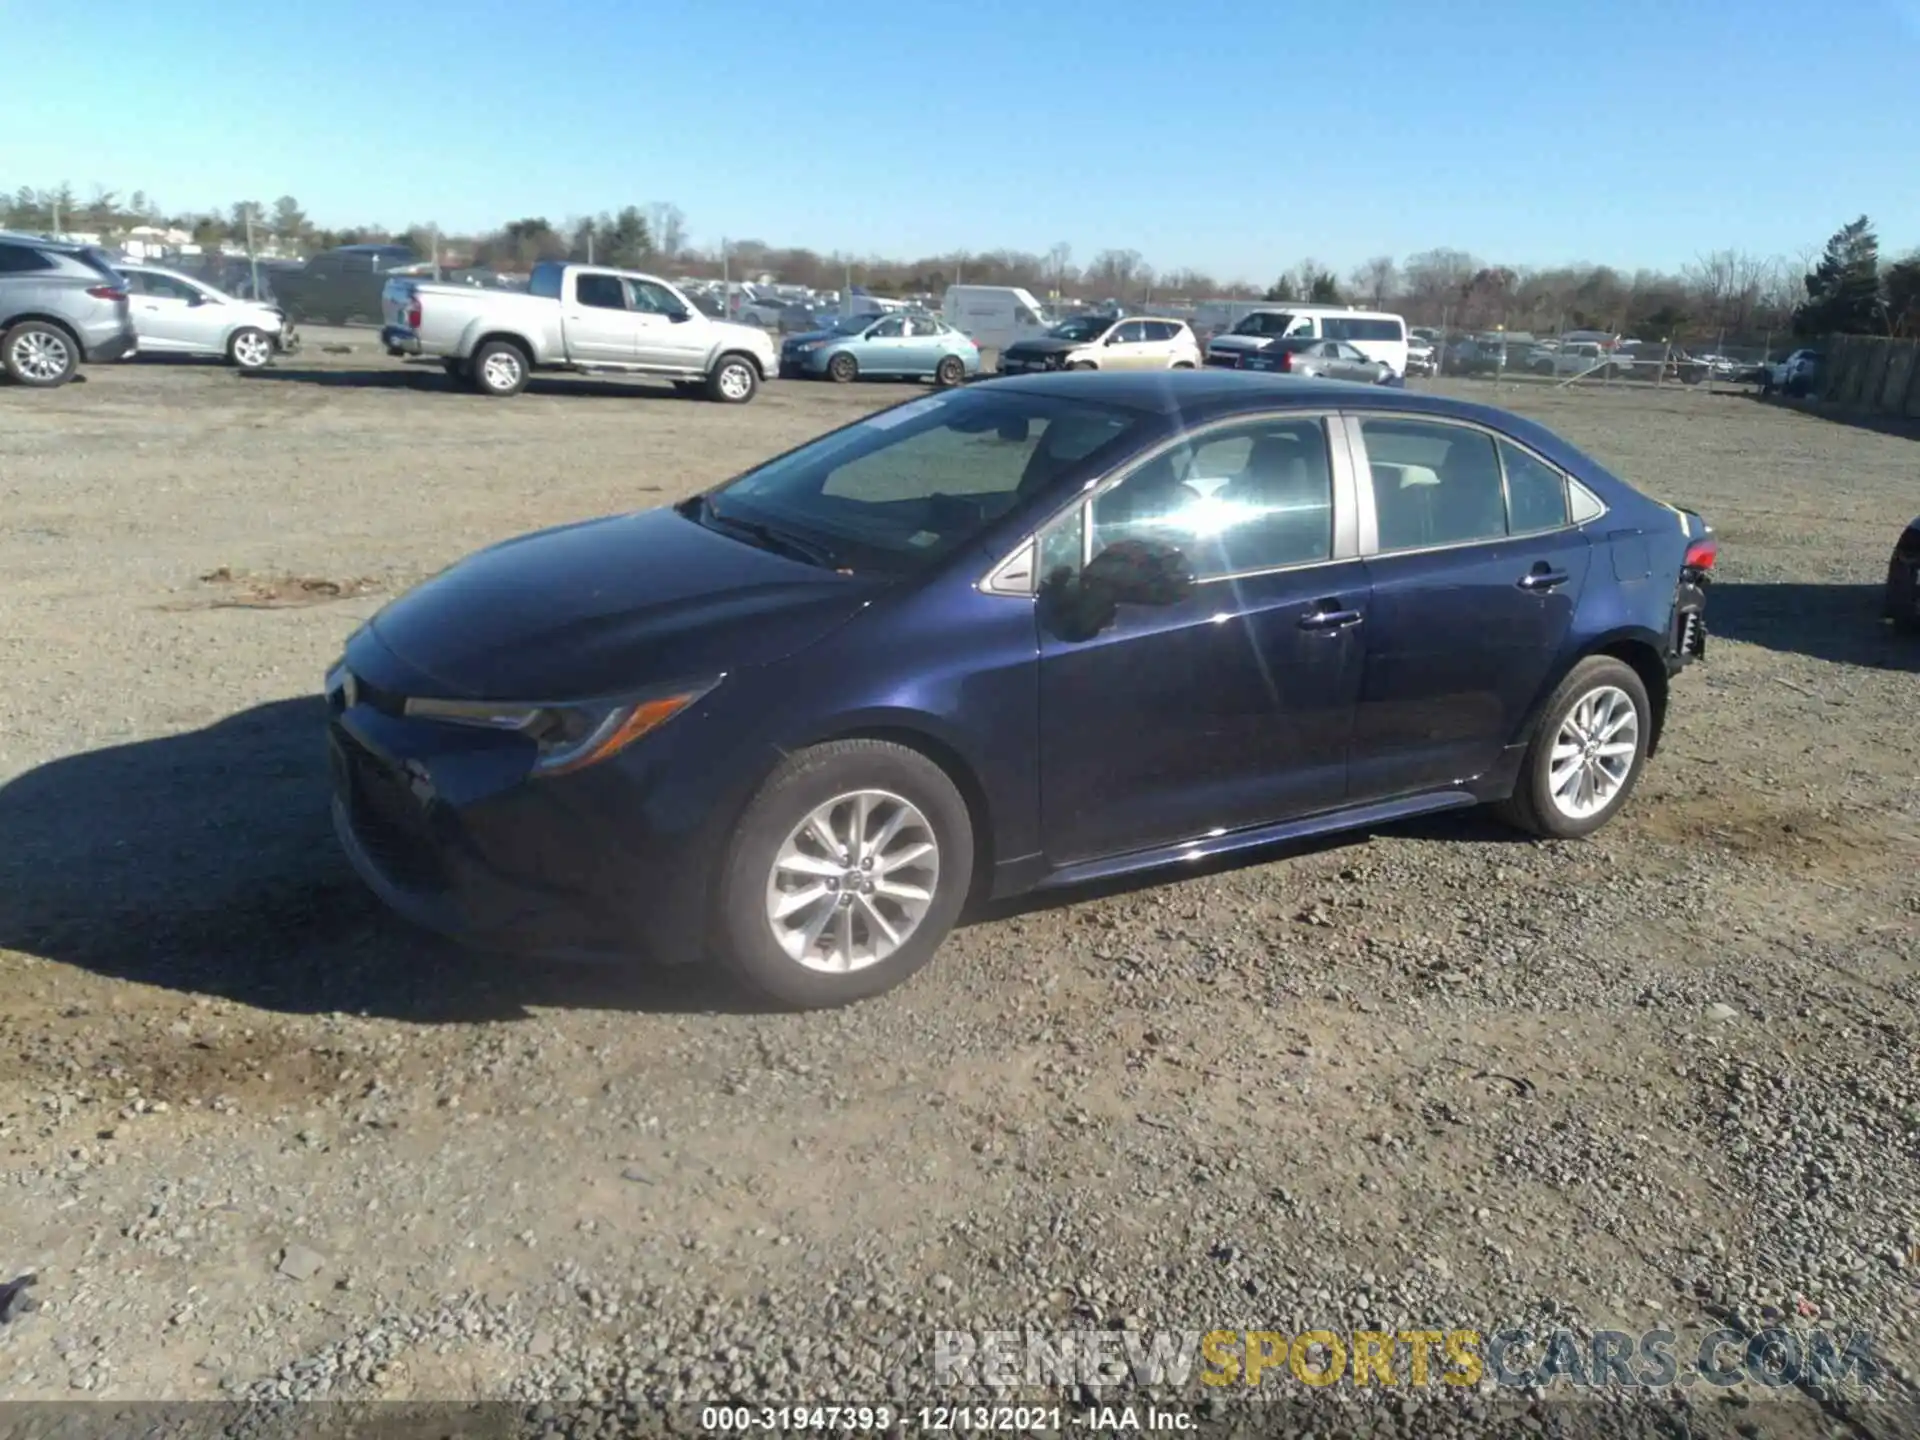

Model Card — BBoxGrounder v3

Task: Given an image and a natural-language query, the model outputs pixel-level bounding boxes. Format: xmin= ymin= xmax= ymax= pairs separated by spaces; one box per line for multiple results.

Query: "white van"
xmin=1204 ymin=306 xmax=1410 ymax=376
xmin=942 ymin=285 xmax=1052 ymax=353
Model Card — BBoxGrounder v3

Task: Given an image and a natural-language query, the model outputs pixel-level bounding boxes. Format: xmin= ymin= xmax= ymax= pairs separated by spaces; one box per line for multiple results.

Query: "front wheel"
xmin=826 ymin=351 xmax=858 ymax=384
xmin=706 ymin=354 xmax=759 ymax=403
xmin=227 ymin=327 xmax=274 ymax=370
xmin=716 ymin=739 xmax=974 ymax=1009
xmin=1494 ymin=657 xmax=1651 ymax=840
xmin=934 ymin=355 xmax=966 ymax=388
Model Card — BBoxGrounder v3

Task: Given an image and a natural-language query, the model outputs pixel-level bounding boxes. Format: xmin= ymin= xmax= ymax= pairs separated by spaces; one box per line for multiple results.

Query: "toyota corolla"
xmin=326 ymin=373 xmax=1714 ymax=1008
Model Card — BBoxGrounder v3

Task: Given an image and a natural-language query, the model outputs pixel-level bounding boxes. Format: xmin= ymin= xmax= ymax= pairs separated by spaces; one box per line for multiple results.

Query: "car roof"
xmin=0 ymin=229 xmax=88 ymax=253
xmin=982 ymin=370 xmax=1540 ymax=429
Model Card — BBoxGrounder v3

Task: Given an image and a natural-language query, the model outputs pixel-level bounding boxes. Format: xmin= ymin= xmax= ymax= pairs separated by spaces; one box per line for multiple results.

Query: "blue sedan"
xmin=326 ymin=372 xmax=1713 ymax=1009
xmin=779 ymin=310 xmax=981 ymax=386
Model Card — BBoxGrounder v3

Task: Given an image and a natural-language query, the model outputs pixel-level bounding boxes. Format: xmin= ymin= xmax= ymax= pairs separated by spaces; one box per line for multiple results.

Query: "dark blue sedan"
xmin=326 ymin=373 xmax=1715 ymax=1008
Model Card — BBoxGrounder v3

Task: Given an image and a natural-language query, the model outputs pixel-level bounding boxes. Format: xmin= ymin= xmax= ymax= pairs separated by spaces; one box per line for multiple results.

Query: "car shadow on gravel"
xmin=238 ymin=368 xmax=687 ymax=401
xmin=0 ymin=698 xmax=767 ymax=1022
xmin=1707 ymin=581 xmax=1920 ymax=671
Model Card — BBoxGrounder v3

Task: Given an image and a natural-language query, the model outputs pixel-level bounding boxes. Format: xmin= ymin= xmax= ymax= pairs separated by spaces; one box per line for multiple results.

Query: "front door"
xmin=127 ymin=271 xmax=208 ymax=352
xmin=1099 ymin=319 xmax=1152 ymax=370
xmin=626 ymin=278 xmax=707 ymax=371
xmin=564 ymin=270 xmax=639 ymax=362
xmin=1344 ymin=413 xmax=1593 ymax=800
xmin=857 ymin=314 xmax=912 ymax=375
xmin=1037 ymin=413 xmax=1366 ymax=863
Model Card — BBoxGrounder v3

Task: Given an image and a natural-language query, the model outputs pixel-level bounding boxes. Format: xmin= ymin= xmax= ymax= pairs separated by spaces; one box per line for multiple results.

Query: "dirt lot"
xmin=1 ymin=335 xmax=1917 ymax=1435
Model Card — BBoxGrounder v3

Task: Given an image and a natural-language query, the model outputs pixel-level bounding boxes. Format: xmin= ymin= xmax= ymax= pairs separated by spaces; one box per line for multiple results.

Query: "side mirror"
xmin=668 ymin=309 xmax=692 ymax=323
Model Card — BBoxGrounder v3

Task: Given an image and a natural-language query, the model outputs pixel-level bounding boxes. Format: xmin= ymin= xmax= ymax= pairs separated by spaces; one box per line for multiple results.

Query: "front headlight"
xmin=402 ymin=680 xmax=718 ymax=776
xmin=797 ymin=340 xmax=826 ymax=352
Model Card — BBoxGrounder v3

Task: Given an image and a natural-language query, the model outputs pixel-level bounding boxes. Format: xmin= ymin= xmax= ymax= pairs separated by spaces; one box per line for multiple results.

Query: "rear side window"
xmin=1146 ymin=320 xmax=1184 ymax=342
xmin=575 ymin=274 xmax=626 ymax=309
xmin=1499 ymin=440 xmax=1570 ymax=532
xmin=1327 ymin=316 xmax=1405 ymax=342
xmin=1361 ymin=418 xmax=1508 ymax=551
xmin=0 ymin=243 xmax=55 ymax=274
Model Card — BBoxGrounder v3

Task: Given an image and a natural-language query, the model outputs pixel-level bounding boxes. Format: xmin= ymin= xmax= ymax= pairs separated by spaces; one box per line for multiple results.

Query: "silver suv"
xmin=0 ymin=232 xmax=139 ymax=387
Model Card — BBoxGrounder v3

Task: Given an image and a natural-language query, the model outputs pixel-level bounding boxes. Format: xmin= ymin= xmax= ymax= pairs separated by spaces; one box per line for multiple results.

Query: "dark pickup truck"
xmin=269 ymin=244 xmax=419 ymax=325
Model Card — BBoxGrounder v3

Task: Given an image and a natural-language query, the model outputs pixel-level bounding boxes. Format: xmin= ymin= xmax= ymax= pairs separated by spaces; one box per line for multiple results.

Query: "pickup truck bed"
xmin=381 ymin=260 xmax=778 ymax=403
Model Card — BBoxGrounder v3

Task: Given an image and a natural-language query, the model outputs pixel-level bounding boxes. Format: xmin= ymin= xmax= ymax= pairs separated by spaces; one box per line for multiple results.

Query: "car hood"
xmin=708 ymin=318 xmax=775 ymax=350
xmin=360 ymin=506 xmax=882 ymax=699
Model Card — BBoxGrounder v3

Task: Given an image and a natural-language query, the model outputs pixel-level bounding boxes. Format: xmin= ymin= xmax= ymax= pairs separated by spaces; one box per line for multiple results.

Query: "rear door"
xmin=564 ymin=271 xmax=639 ymax=362
xmin=1343 ymin=412 xmax=1593 ymax=801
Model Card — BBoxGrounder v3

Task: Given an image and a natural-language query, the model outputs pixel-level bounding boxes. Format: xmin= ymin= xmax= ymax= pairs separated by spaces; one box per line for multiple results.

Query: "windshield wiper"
xmin=701 ymin=498 xmax=844 ymax=570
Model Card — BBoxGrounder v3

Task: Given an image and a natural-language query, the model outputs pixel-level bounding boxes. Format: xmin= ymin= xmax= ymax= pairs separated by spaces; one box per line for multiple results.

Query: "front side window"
xmin=867 ymin=316 xmax=906 ymax=338
xmin=145 ymin=273 xmax=202 ymax=303
xmin=1082 ymin=418 xmax=1335 ymax=580
xmin=1110 ymin=321 xmax=1147 ymax=344
xmin=1361 ymin=418 xmax=1508 ymax=552
xmin=1233 ymin=312 xmax=1295 ymax=337
xmin=705 ymin=390 xmax=1145 ymax=575
xmin=627 ymin=280 xmax=681 ymax=314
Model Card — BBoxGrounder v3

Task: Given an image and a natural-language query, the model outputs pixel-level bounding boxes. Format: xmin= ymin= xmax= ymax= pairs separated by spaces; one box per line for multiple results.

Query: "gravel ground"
xmin=1 ymin=338 xmax=1916 ymax=1437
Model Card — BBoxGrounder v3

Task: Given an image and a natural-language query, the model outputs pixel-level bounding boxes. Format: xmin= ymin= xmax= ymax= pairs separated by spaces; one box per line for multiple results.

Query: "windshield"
xmin=1047 ymin=316 xmax=1111 ymax=341
xmin=697 ymin=389 xmax=1146 ymax=575
xmin=1231 ymin=312 xmax=1297 ymax=336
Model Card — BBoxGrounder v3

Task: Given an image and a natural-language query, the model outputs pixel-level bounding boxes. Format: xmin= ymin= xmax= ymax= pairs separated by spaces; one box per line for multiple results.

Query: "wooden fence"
xmin=1814 ymin=334 xmax=1920 ymax=419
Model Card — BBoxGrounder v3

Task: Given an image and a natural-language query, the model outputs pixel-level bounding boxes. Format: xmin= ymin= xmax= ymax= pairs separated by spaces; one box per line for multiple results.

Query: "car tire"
xmin=826 ymin=352 xmax=858 ymax=384
xmin=715 ymin=739 xmax=974 ymax=1010
xmin=470 ymin=340 xmax=529 ymax=397
xmin=706 ymin=354 xmax=759 ymax=403
xmin=227 ymin=327 xmax=274 ymax=370
xmin=2 ymin=320 xmax=79 ymax=387
xmin=1494 ymin=656 xmax=1652 ymax=841
xmin=1886 ymin=556 xmax=1920 ymax=633
xmin=934 ymin=355 xmax=966 ymax=388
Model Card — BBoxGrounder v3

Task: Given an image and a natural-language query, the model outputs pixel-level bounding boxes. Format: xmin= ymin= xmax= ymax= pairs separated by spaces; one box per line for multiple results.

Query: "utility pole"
xmin=51 ymin=196 xmax=61 ymax=238
xmin=245 ymin=211 xmax=260 ymax=299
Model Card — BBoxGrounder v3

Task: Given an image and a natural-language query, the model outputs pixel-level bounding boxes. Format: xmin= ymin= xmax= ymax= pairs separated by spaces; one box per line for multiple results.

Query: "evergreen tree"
xmin=1794 ymin=216 xmax=1882 ymax=336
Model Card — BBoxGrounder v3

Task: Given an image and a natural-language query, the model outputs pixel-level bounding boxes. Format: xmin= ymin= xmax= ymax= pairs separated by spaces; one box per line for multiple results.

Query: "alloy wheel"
xmin=717 ymin=362 xmax=753 ymax=400
xmin=11 ymin=330 xmax=71 ymax=382
xmin=231 ymin=331 xmax=272 ymax=368
xmin=481 ymin=350 xmax=522 ymax=392
xmin=1548 ymin=685 xmax=1640 ymax=820
xmin=764 ymin=789 xmax=939 ymax=973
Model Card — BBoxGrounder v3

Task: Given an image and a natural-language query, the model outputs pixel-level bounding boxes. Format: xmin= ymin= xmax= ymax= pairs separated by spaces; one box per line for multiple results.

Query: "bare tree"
xmin=1085 ymin=249 xmax=1147 ymax=303
xmin=646 ymin=202 xmax=687 ymax=260
xmin=1349 ymin=255 xmax=1399 ymax=309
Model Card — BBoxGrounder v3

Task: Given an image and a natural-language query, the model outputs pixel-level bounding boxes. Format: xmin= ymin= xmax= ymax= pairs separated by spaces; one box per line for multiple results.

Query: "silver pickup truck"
xmin=380 ymin=260 xmax=778 ymax=402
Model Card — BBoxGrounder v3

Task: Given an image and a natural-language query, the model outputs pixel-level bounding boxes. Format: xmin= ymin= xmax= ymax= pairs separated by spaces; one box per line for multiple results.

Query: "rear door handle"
xmin=1518 ymin=568 xmax=1570 ymax=591
xmin=1298 ymin=603 xmax=1364 ymax=631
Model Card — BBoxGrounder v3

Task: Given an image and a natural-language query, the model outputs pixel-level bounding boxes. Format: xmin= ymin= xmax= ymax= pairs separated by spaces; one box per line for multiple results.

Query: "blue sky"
xmin=7 ymin=0 xmax=1919 ymax=281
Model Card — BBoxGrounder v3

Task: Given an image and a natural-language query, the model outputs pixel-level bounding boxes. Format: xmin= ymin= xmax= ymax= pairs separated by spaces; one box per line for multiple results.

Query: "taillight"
xmin=1683 ymin=538 xmax=1718 ymax=572
xmin=87 ymin=285 xmax=127 ymax=302
xmin=405 ymin=297 xmax=422 ymax=329
xmin=1277 ymin=350 xmax=1293 ymax=372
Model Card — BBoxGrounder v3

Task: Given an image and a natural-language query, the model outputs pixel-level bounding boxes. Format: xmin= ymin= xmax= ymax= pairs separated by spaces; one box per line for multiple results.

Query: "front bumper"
xmin=997 ymin=354 xmax=1065 ymax=375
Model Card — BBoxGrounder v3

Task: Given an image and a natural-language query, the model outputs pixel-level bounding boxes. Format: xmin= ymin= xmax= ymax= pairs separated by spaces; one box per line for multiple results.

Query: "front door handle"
xmin=1298 ymin=604 xmax=1363 ymax=631
xmin=1518 ymin=568 xmax=1570 ymax=591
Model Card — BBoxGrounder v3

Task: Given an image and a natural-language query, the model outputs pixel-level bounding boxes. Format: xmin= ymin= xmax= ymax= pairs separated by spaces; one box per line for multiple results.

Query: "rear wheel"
xmin=1494 ymin=657 xmax=1650 ymax=840
xmin=2 ymin=321 xmax=78 ymax=386
xmin=934 ymin=355 xmax=966 ymax=387
xmin=227 ymin=327 xmax=274 ymax=370
xmin=826 ymin=351 xmax=859 ymax=384
xmin=471 ymin=340 xmax=528 ymax=397
xmin=1886 ymin=555 xmax=1920 ymax=633
xmin=716 ymin=740 xmax=973 ymax=1009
